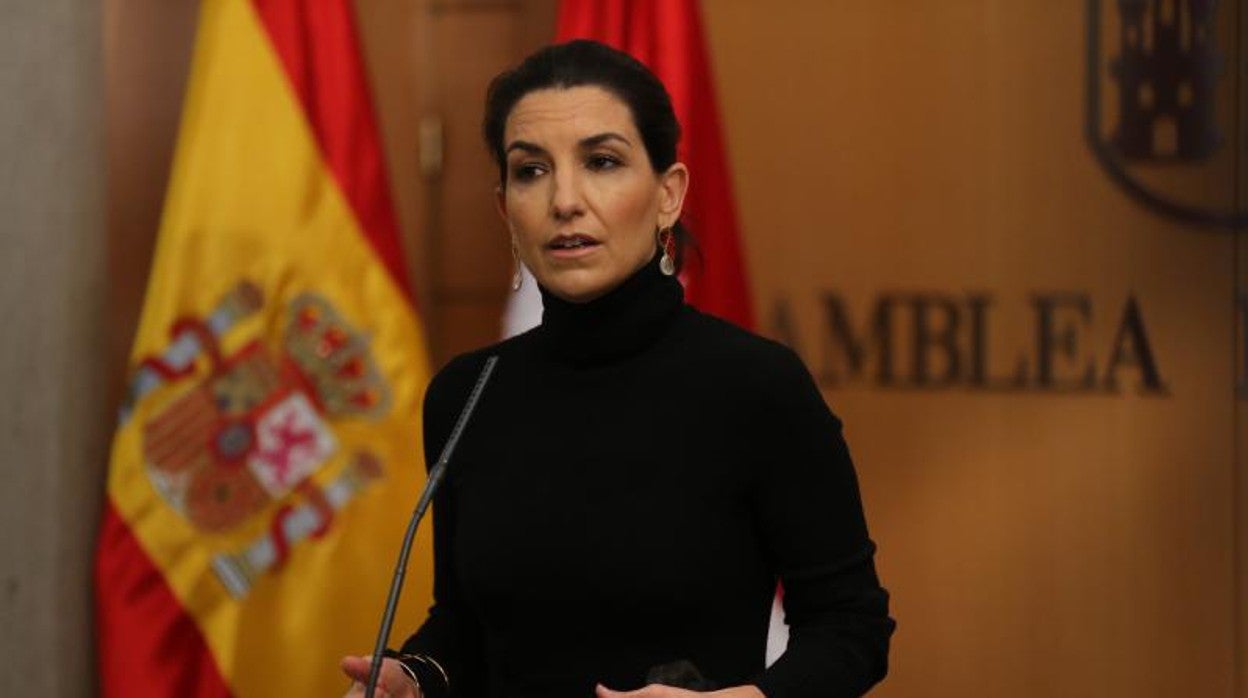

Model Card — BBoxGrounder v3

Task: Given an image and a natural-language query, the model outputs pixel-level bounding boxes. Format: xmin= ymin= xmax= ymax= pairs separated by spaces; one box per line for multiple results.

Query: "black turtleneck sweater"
xmin=402 ymin=257 xmax=894 ymax=698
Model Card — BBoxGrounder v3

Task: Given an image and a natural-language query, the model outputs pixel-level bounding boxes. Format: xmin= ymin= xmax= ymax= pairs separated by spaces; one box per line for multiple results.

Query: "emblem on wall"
xmin=126 ymin=281 xmax=391 ymax=598
xmin=1086 ymin=0 xmax=1243 ymax=228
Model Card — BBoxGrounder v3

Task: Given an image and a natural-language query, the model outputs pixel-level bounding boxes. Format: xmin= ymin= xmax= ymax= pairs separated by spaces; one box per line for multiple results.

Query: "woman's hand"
xmin=340 ymin=655 xmax=422 ymax=698
xmin=595 ymin=684 xmax=765 ymax=698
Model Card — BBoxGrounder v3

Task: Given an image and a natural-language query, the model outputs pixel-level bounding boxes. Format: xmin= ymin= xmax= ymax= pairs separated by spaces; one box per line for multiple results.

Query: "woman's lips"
xmin=546 ymin=234 xmax=601 ymax=259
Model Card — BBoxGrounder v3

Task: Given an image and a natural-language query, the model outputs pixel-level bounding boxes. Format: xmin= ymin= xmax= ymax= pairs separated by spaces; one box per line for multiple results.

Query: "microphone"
xmin=365 ymin=355 xmax=499 ymax=698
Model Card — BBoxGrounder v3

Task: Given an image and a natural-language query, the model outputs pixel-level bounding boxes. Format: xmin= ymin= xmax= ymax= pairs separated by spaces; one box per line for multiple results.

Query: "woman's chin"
xmin=534 ymin=251 xmax=658 ymax=304
xmin=537 ymin=270 xmax=617 ymax=304
xmin=544 ymin=284 xmax=611 ymax=304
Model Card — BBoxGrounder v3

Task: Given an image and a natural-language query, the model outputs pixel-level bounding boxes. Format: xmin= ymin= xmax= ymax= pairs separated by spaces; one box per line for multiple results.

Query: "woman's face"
xmin=499 ymin=85 xmax=687 ymax=303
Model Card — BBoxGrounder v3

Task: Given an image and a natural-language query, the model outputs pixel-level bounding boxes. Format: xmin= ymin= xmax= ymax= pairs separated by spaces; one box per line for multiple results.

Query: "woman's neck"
xmin=536 ymin=255 xmax=683 ymax=366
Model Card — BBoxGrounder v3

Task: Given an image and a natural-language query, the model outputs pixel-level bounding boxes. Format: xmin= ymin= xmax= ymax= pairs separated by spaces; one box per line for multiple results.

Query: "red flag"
xmin=557 ymin=0 xmax=754 ymax=329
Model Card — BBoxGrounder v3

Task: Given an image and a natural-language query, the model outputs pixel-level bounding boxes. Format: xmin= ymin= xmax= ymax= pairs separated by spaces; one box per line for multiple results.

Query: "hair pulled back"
xmin=482 ymin=39 xmax=695 ymax=272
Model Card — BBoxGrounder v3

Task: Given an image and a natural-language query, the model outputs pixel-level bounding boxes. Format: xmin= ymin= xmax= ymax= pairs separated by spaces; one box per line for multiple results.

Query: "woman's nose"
xmin=549 ymin=168 xmax=584 ymax=221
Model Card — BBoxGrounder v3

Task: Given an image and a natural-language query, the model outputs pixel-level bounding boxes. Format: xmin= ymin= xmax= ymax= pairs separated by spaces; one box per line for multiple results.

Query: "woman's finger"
xmin=344 ymin=681 xmax=400 ymax=698
xmin=340 ymin=657 xmax=419 ymax=697
xmin=340 ymin=655 xmax=377 ymax=683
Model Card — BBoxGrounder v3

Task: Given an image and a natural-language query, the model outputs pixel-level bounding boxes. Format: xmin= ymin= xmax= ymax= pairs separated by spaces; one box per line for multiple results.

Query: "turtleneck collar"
xmin=536 ymin=254 xmax=684 ymax=366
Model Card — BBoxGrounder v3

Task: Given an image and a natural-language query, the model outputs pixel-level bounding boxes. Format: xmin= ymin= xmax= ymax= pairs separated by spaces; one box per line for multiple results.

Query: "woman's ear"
xmin=657 ymin=163 xmax=689 ymax=230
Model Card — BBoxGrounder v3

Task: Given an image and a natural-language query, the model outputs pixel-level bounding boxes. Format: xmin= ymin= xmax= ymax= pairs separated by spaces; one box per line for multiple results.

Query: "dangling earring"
xmin=657 ymin=227 xmax=676 ymax=276
xmin=510 ymin=244 xmax=523 ymax=291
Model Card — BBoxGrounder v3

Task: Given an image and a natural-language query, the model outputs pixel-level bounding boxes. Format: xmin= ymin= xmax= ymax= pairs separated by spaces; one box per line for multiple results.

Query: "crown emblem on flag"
xmin=128 ymin=280 xmax=391 ymax=598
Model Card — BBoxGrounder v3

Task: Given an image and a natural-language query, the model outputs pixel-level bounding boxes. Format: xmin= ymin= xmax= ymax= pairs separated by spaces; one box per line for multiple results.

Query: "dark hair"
xmin=482 ymin=39 xmax=696 ymax=272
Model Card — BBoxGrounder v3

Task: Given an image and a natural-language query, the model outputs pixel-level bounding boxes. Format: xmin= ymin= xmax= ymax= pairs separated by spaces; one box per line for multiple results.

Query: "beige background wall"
xmin=6 ymin=0 xmax=1238 ymax=695
xmin=0 ymin=0 xmax=109 ymax=695
xmin=704 ymin=2 xmax=1243 ymax=695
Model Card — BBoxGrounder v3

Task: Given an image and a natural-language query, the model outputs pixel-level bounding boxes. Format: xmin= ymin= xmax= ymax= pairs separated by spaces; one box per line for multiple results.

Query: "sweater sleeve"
xmin=749 ymin=347 xmax=895 ymax=698
xmin=399 ymin=356 xmax=488 ymax=698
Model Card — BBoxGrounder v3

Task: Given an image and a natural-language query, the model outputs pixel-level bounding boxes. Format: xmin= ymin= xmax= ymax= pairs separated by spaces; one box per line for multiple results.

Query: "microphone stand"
xmin=365 ymin=355 xmax=499 ymax=698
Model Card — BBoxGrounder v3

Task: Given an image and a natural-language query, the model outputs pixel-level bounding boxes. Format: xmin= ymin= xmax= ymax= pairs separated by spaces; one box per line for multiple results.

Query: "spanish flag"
xmin=94 ymin=1 xmax=432 ymax=696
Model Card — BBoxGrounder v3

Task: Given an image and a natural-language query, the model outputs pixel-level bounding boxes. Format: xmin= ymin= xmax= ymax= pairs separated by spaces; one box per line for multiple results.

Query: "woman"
xmin=342 ymin=39 xmax=894 ymax=698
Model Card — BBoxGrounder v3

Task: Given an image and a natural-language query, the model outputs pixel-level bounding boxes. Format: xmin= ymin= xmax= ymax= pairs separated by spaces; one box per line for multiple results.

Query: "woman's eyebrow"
xmin=579 ymin=132 xmax=631 ymax=149
xmin=505 ymin=133 xmax=631 ymax=156
xmin=505 ymin=140 xmax=547 ymax=156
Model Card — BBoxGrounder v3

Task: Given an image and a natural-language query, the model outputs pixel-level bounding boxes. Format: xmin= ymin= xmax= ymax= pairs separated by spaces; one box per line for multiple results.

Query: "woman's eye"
xmin=586 ymin=154 xmax=621 ymax=171
xmin=511 ymin=163 xmax=546 ymax=181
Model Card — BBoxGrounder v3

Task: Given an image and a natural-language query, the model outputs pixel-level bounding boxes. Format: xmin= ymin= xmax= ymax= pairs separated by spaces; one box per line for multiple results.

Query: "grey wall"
xmin=0 ymin=1 xmax=108 ymax=695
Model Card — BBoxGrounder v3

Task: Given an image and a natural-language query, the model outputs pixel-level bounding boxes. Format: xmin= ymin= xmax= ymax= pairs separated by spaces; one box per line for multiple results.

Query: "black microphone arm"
xmin=365 ymin=355 xmax=499 ymax=698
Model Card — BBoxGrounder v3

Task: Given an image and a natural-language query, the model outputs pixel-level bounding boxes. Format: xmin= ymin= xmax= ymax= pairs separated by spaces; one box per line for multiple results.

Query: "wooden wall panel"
xmin=103 ymin=0 xmax=198 ymax=408
xmin=420 ymin=0 xmax=557 ymax=365
xmin=429 ymin=7 xmax=515 ymax=293
xmin=355 ymin=0 xmax=434 ymax=318
xmin=360 ymin=0 xmax=556 ymax=367
xmin=702 ymin=1 xmax=1243 ymax=695
xmin=1237 ymin=3 xmax=1246 ymax=694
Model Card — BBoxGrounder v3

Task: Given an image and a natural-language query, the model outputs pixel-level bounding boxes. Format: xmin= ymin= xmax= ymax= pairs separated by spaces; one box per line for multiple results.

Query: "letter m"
xmin=819 ymin=293 xmax=895 ymax=387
